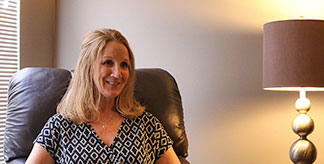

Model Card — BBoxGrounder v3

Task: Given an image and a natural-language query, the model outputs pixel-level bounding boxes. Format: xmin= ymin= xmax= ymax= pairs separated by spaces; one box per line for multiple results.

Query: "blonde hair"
xmin=57 ymin=29 xmax=145 ymax=124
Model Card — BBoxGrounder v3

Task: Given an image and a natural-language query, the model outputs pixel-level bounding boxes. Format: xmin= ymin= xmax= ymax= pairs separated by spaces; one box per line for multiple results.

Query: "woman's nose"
xmin=111 ymin=66 xmax=122 ymax=78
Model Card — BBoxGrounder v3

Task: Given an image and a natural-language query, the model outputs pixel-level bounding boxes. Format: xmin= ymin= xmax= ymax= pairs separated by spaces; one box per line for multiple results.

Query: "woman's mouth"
xmin=106 ymin=81 xmax=121 ymax=85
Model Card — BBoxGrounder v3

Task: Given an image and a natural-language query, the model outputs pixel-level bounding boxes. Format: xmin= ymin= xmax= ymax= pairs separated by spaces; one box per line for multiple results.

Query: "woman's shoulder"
xmin=134 ymin=111 xmax=161 ymax=125
xmin=46 ymin=113 xmax=75 ymax=128
xmin=138 ymin=111 xmax=155 ymax=119
xmin=49 ymin=113 xmax=64 ymax=120
xmin=48 ymin=113 xmax=68 ymax=122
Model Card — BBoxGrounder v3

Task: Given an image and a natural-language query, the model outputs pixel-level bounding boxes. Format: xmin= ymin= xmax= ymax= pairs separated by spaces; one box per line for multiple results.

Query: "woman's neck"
xmin=99 ymin=97 xmax=118 ymax=119
xmin=100 ymin=96 xmax=114 ymax=110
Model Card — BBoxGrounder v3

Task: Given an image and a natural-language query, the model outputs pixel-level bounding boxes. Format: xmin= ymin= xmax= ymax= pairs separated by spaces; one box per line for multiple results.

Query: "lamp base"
xmin=289 ymin=94 xmax=316 ymax=164
xmin=290 ymin=138 xmax=316 ymax=164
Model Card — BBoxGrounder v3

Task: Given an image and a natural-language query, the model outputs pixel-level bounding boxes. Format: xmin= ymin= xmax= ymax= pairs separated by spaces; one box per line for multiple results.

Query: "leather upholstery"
xmin=4 ymin=67 xmax=189 ymax=163
xmin=4 ymin=68 xmax=72 ymax=164
xmin=134 ymin=68 xmax=189 ymax=158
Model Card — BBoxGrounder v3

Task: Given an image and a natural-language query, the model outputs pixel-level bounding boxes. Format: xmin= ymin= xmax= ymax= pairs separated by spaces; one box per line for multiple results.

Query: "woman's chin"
xmin=102 ymin=92 xmax=120 ymax=100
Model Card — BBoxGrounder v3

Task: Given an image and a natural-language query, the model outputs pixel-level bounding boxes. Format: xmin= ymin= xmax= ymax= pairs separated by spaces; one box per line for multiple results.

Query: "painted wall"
xmin=54 ymin=0 xmax=324 ymax=163
xmin=20 ymin=0 xmax=55 ymax=68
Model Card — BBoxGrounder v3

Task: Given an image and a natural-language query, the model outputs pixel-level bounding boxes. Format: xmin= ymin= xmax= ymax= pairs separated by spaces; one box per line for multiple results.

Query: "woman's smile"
xmin=106 ymin=81 xmax=120 ymax=85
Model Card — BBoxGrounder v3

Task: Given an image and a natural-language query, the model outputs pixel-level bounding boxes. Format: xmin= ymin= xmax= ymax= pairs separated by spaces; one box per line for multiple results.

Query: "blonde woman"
xmin=26 ymin=29 xmax=180 ymax=164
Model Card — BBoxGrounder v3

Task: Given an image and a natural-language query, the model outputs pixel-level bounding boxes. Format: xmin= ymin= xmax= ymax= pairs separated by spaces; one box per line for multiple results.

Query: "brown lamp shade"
xmin=263 ymin=19 xmax=324 ymax=91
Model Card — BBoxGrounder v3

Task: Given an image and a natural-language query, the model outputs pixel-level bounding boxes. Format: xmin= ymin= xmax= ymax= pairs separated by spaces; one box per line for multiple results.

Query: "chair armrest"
xmin=6 ymin=157 xmax=27 ymax=164
xmin=179 ymin=156 xmax=190 ymax=164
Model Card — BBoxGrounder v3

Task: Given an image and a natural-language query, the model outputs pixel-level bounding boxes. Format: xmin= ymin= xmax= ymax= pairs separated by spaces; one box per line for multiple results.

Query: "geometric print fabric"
xmin=35 ymin=111 xmax=173 ymax=164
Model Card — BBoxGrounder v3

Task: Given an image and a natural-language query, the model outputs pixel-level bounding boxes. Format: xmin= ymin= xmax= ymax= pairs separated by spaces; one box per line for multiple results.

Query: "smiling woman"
xmin=25 ymin=29 xmax=181 ymax=164
xmin=57 ymin=29 xmax=144 ymax=122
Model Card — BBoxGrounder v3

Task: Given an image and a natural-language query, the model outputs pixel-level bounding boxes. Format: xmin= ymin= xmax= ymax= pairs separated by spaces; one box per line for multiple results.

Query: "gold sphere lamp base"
xmin=289 ymin=89 xmax=317 ymax=164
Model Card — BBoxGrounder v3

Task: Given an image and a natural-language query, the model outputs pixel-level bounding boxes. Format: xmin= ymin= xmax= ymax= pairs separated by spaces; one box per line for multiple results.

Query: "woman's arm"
xmin=155 ymin=147 xmax=181 ymax=164
xmin=25 ymin=143 xmax=54 ymax=164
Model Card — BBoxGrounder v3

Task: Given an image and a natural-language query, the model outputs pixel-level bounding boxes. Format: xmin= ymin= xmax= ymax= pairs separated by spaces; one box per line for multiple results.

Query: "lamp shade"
xmin=263 ymin=19 xmax=324 ymax=91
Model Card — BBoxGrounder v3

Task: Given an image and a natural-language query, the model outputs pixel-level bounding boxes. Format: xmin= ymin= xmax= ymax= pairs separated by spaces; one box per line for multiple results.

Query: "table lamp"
xmin=263 ymin=19 xmax=324 ymax=164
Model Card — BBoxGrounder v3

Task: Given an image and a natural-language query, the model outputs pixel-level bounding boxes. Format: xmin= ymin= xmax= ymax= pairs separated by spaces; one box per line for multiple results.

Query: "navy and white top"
xmin=35 ymin=111 xmax=173 ymax=164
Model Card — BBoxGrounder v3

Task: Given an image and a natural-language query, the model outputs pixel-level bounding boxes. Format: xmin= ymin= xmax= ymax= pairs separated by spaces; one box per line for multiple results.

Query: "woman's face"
xmin=92 ymin=41 xmax=130 ymax=100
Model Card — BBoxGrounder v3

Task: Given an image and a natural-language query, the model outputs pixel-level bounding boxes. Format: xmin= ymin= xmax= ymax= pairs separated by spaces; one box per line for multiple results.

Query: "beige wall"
xmin=20 ymin=0 xmax=55 ymax=68
xmin=54 ymin=0 xmax=324 ymax=163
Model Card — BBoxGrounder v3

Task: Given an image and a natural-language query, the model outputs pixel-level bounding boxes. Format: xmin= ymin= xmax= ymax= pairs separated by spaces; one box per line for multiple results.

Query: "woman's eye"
xmin=103 ymin=60 xmax=113 ymax=66
xmin=121 ymin=62 xmax=129 ymax=68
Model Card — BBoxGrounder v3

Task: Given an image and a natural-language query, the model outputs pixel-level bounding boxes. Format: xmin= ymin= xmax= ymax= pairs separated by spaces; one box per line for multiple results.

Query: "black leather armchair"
xmin=4 ymin=67 xmax=189 ymax=163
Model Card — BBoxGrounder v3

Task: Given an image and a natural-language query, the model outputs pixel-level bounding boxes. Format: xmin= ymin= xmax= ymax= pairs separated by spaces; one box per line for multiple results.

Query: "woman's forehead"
xmin=100 ymin=41 xmax=129 ymax=60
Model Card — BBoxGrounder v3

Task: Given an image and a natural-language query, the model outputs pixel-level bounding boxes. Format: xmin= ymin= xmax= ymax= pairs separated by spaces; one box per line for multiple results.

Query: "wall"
xmin=20 ymin=0 xmax=55 ymax=68
xmin=55 ymin=0 xmax=324 ymax=163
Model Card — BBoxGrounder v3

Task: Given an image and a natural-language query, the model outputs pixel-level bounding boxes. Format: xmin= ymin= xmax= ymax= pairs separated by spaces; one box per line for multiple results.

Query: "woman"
xmin=26 ymin=29 xmax=180 ymax=164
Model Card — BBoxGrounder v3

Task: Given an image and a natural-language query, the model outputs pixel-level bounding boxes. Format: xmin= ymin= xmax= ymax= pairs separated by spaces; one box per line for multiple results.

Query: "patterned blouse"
xmin=35 ymin=111 xmax=173 ymax=164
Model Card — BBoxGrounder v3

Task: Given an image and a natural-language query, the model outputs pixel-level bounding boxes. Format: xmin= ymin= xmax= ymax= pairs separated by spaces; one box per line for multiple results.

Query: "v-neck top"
xmin=34 ymin=111 xmax=173 ymax=164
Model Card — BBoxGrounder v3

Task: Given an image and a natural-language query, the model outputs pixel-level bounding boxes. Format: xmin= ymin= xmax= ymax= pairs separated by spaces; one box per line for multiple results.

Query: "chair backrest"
xmin=134 ymin=68 xmax=189 ymax=158
xmin=4 ymin=68 xmax=72 ymax=163
xmin=4 ymin=67 xmax=189 ymax=163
